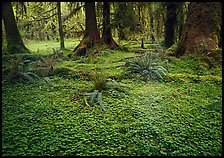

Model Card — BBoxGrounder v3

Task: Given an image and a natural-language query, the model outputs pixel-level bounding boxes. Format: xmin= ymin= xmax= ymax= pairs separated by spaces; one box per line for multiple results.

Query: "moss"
xmin=2 ymin=53 xmax=43 ymax=62
xmin=165 ymin=73 xmax=222 ymax=83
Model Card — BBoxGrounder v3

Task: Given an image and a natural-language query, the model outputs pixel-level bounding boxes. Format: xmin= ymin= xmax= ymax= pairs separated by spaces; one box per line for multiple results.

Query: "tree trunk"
xmin=57 ymin=2 xmax=65 ymax=50
xmin=177 ymin=3 xmax=186 ymax=42
xmin=150 ymin=15 xmax=155 ymax=43
xmin=2 ymin=2 xmax=30 ymax=54
xmin=156 ymin=12 xmax=164 ymax=43
xmin=176 ymin=2 xmax=222 ymax=56
xmin=164 ymin=2 xmax=178 ymax=48
xmin=101 ymin=2 xmax=118 ymax=49
xmin=73 ymin=2 xmax=100 ymax=56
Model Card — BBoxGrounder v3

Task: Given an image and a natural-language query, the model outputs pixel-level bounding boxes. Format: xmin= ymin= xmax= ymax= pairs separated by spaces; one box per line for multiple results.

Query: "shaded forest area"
xmin=2 ymin=2 xmax=222 ymax=156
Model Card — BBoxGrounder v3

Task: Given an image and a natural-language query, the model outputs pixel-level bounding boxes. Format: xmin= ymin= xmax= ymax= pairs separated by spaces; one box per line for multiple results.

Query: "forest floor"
xmin=2 ymin=39 xmax=222 ymax=156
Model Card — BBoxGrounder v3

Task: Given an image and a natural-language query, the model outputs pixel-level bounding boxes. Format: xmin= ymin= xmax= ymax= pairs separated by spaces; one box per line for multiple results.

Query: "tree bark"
xmin=164 ymin=2 xmax=178 ymax=48
xmin=2 ymin=2 xmax=30 ymax=54
xmin=176 ymin=2 xmax=222 ymax=56
xmin=101 ymin=2 xmax=118 ymax=49
xmin=177 ymin=3 xmax=186 ymax=43
xmin=73 ymin=2 xmax=100 ymax=56
xmin=57 ymin=2 xmax=65 ymax=50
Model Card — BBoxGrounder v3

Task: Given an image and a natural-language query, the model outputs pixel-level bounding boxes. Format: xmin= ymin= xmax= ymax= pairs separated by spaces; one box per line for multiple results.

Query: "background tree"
xmin=57 ymin=2 xmax=65 ymax=50
xmin=114 ymin=2 xmax=139 ymax=41
xmin=62 ymin=2 xmax=84 ymax=39
xmin=101 ymin=2 xmax=118 ymax=49
xmin=176 ymin=2 xmax=222 ymax=56
xmin=2 ymin=2 xmax=30 ymax=54
xmin=148 ymin=3 xmax=156 ymax=44
xmin=176 ymin=2 xmax=188 ymax=43
xmin=73 ymin=2 xmax=100 ymax=56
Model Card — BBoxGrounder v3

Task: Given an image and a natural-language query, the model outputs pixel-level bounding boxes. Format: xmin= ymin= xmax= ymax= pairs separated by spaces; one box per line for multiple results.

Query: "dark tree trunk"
xmin=2 ymin=2 xmax=30 ymax=54
xmin=57 ymin=2 xmax=65 ymax=50
xmin=150 ymin=15 xmax=155 ymax=43
xmin=164 ymin=2 xmax=178 ymax=48
xmin=141 ymin=38 xmax=144 ymax=49
xmin=101 ymin=2 xmax=118 ymax=49
xmin=73 ymin=2 xmax=100 ymax=56
xmin=176 ymin=2 xmax=222 ymax=56
xmin=219 ymin=24 xmax=222 ymax=48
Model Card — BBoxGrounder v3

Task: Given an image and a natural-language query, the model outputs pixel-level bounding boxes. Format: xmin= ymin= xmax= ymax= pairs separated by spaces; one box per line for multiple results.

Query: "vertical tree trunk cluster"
xmin=73 ymin=2 xmax=100 ymax=56
xmin=73 ymin=2 xmax=118 ymax=56
xmin=177 ymin=2 xmax=222 ymax=56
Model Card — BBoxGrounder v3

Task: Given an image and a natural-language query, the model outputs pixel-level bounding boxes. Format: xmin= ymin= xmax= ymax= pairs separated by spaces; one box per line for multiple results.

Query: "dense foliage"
xmin=2 ymin=40 xmax=222 ymax=156
xmin=2 ymin=1 xmax=222 ymax=156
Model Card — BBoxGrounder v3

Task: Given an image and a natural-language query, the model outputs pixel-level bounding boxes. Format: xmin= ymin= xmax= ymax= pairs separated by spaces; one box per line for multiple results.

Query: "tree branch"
xmin=62 ymin=5 xmax=84 ymax=22
xmin=41 ymin=6 xmax=57 ymax=15
xmin=28 ymin=13 xmax=57 ymax=23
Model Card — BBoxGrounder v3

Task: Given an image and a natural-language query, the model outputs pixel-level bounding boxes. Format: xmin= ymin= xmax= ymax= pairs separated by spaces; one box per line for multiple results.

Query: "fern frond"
xmin=44 ymin=77 xmax=51 ymax=83
xmin=97 ymin=92 xmax=106 ymax=111
xmin=19 ymin=72 xmax=35 ymax=82
xmin=155 ymin=66 xmax=168 ymax=73
xmin=151 ymin=69 xmax=164 ymax=81
xmin=26 ymin=72 xmax=40 ymax=79
xmin=89 ymin=90 xmax=98 ymax=106
xmin=156 ymin=68 xmax=167 ymax=77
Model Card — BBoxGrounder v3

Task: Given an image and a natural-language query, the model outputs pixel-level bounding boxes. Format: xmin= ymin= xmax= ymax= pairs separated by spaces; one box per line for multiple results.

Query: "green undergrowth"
xmin=2 ymin=77 xmax=222 ymax=156
xmin=2 ymin=40 xmax=222 ymax=156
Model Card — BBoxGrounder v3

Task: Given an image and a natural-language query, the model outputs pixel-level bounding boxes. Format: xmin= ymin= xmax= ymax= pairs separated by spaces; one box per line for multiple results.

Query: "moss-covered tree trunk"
xmin=176 ymin=2 xmax=186 ymax=43
xmin=101 ymin=2 xmax=118 ymax=49
xmin=73 ymin=2 xmax=100 ymax=56
xmin=2 ymin=2 xmax=30 ymax=54
xmin=176 ymin=2 xmax=222 ymax=56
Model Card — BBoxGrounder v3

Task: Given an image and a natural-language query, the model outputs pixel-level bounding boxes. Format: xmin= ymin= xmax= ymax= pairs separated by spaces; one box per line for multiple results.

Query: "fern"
xmin=125 ymin=52 xmax=168 ymax=82
xmin=89 ymin=90 xmax=99 ymax=106
xmin=26 ymin=72 xmax=40 ymax=79
xmin=85 ymin=90 xmax=106 ymax=111
xmin=3 ymin=57 xmax=49 ymax=84
xmin=43 ymin=77 xmax=51 ymax=83
xmin=97 ymin=92 xmax=106 ymax=111
xmin=19 ymin=72 xmax=35 ymax=82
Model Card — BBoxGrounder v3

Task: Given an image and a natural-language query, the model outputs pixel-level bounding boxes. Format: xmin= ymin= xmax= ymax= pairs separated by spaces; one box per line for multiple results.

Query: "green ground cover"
xmin=2 ymin=40 xmax=222 ymax=156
